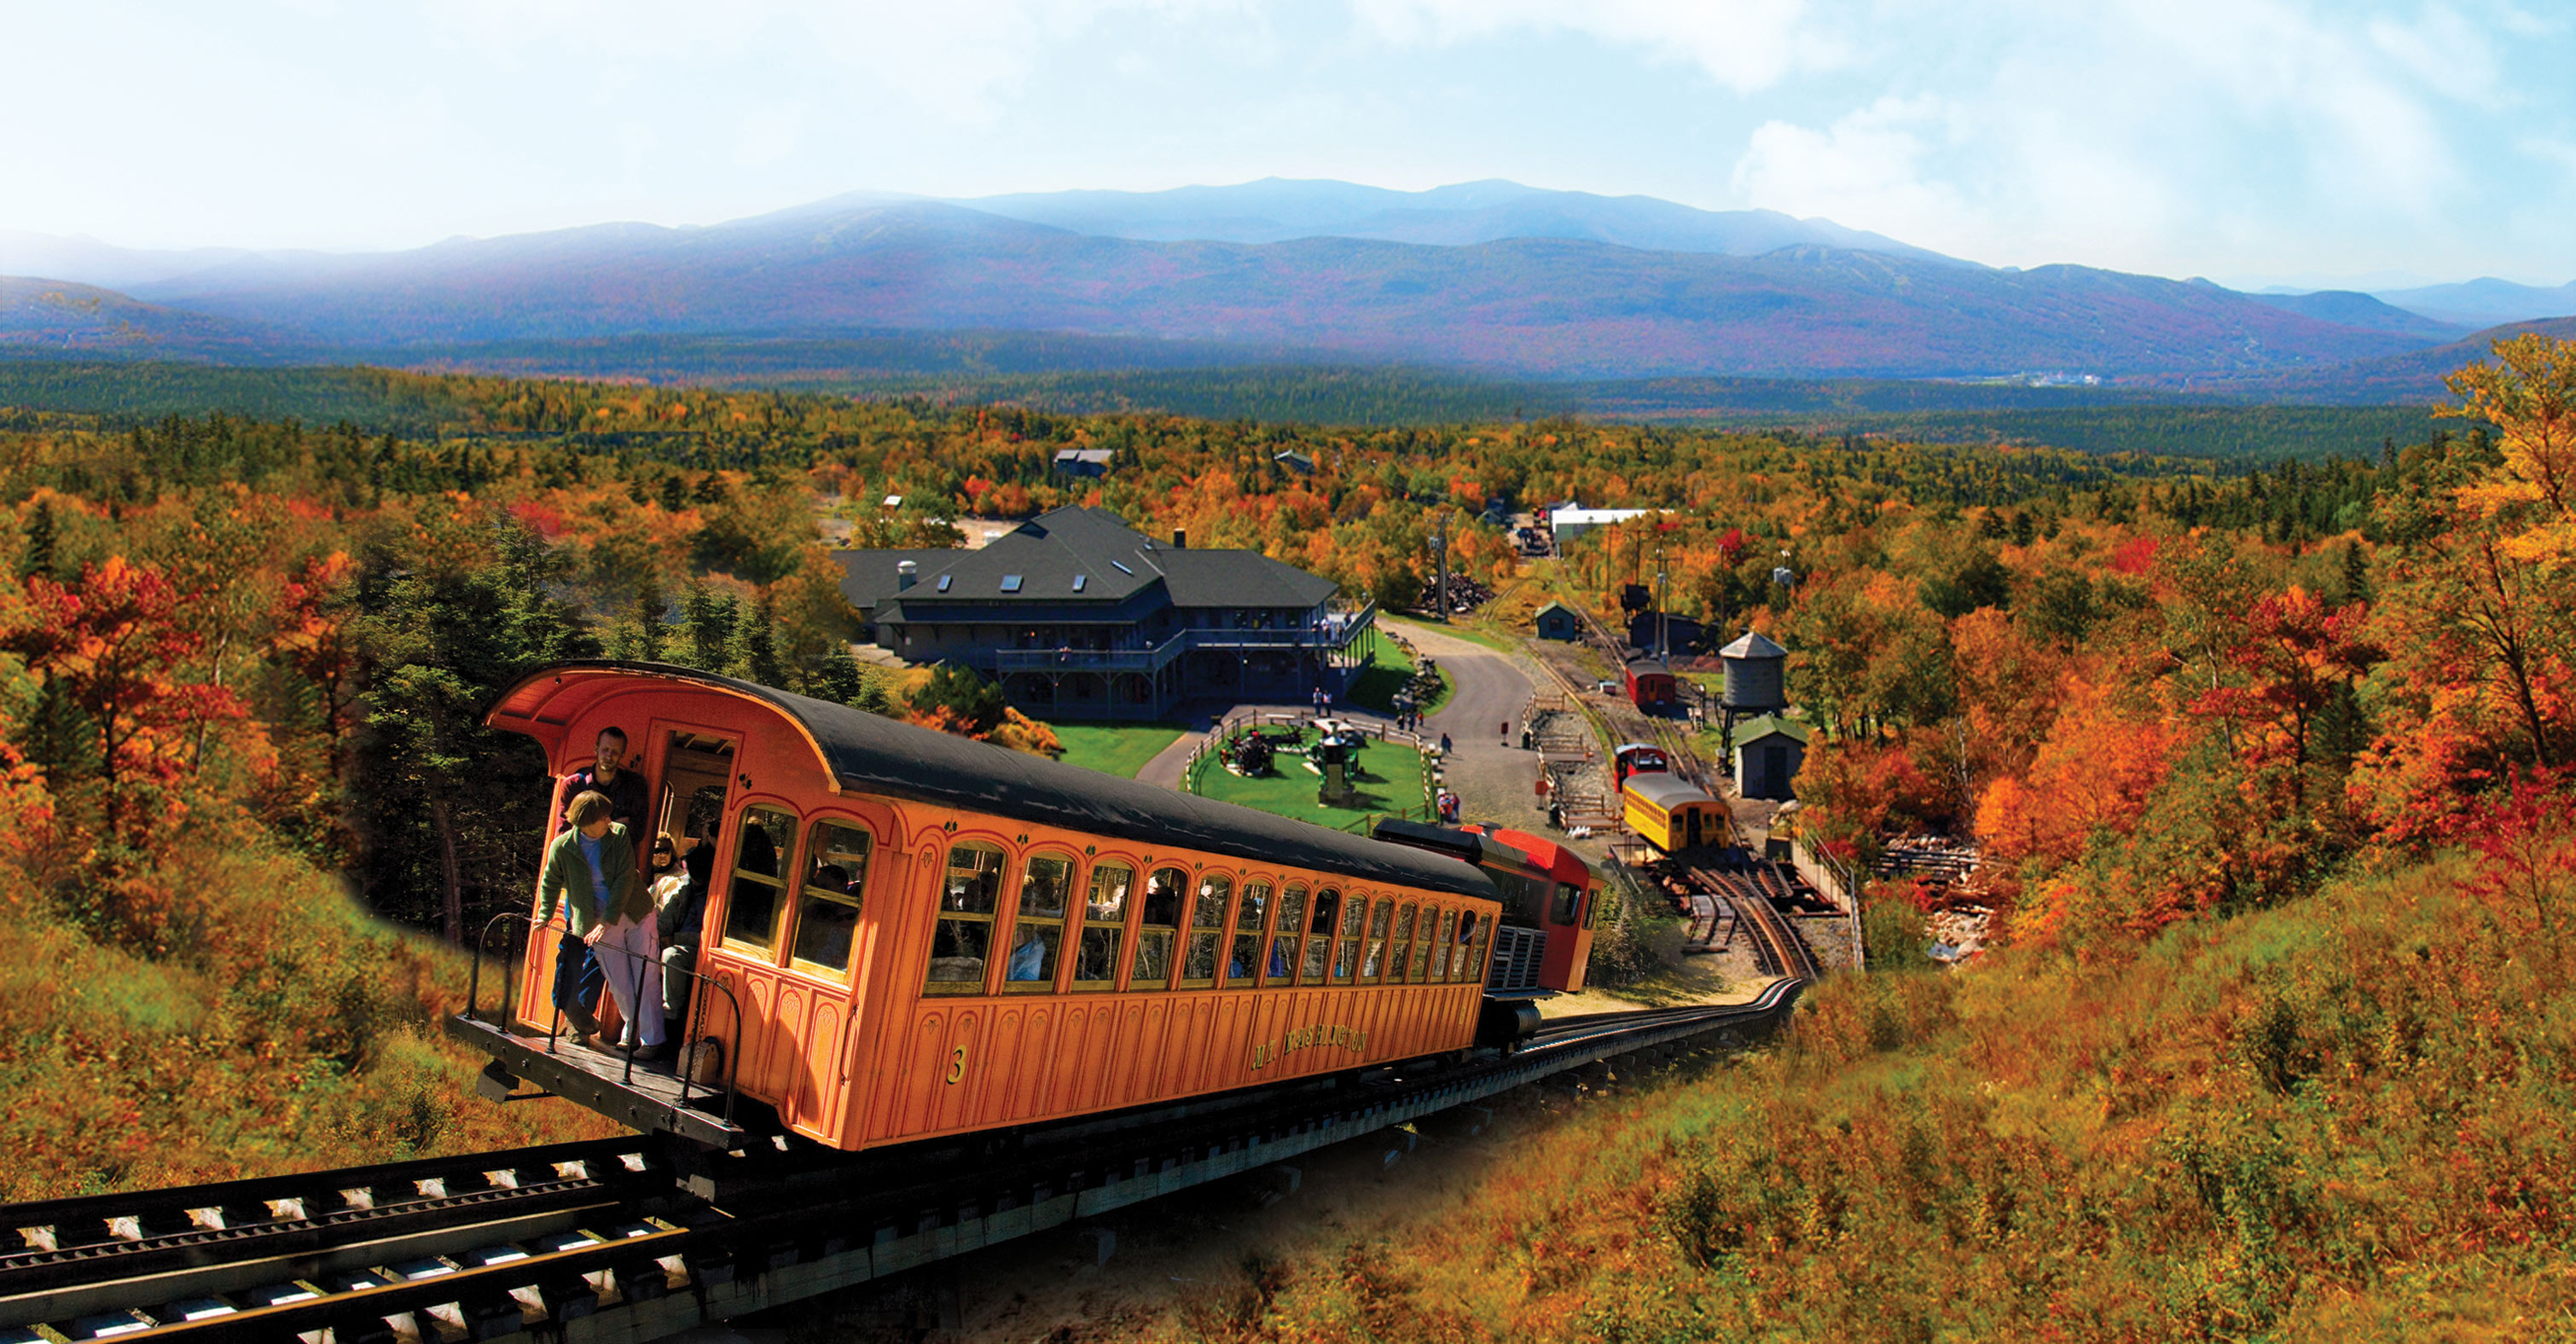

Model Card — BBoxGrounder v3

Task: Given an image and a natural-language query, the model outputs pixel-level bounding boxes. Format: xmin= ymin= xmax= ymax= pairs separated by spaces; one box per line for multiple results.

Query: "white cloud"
xmin=1351 ymin=0 xmax=1836 ymax=93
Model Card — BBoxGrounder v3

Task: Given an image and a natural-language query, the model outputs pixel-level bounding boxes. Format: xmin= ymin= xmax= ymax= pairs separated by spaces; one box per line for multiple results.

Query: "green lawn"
xmin=1189 ymin=731 xmax=1431 ymax=830
xmin=1047 ymin=722 xmax=1189 ymax=779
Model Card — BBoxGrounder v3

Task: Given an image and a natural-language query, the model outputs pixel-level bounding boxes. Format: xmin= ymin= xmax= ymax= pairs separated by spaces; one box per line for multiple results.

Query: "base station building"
xmin=836 ymin=507 xmax=1378 ymax=721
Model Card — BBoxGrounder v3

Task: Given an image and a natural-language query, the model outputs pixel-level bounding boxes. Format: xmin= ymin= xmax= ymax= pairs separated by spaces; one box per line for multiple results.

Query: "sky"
xmin=6 ymin=0 xmax=2573 ymax=287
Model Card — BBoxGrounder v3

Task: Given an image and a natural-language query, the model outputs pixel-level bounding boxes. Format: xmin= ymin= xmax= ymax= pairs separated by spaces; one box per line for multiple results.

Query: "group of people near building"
xmin=535 ymin=727 xmax=711 ymax=1061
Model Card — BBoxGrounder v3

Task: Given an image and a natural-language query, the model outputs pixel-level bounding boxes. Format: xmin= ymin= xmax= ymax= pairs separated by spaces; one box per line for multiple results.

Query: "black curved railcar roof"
xmin=493 ymin=661 xmax=1499 ymax=903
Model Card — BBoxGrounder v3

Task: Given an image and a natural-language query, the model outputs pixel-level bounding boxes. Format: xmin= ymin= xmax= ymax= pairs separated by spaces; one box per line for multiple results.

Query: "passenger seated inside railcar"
xmin=1007 ymin=855 xmax=1074 ymax=988
xmin=1302 ymin=888 xmax=1340 ymax=980
xmin=1267 ymin=886 xmax=1305 ymax=982
xmin=1073 ymin=863 xmax=1130 ymax=988
xmin=1129 ymin=866 xmax=1186 ymax=986
xmin=927 ymin=843 xmax=1004 ymax=990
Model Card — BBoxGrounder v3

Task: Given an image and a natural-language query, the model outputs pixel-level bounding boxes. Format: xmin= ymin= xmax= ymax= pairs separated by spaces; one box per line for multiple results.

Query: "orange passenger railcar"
xmin=467 ymin=663 xmax=1505 ymax=1151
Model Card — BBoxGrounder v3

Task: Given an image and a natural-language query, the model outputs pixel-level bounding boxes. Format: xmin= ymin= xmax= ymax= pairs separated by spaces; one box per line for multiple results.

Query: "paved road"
xmin=1395 ymin=621 xmax=1551 ymax=836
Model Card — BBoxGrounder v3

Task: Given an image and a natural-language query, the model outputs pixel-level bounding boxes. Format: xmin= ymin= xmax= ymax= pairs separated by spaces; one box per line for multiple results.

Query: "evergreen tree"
xmin=2341 ymin=541 xmax=2370 ymax=607
xmin=806 ymin=645 xmax=867 ymax=705
xmin=353 ymin=511 xmax=599 ymax=942
xmin=607 ymin=578 xmax=667 ymax=661
xmin=670 ymin=582 xmax=734 ymax=670
xmin=21 ymin=499 xmax=55 ymax=581
xmin=723 ymin=595 xmax=783 ymax=687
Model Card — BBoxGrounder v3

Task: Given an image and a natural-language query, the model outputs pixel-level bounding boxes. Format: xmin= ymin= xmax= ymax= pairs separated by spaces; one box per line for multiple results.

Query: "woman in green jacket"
xmin=539 ymin=791 xmax=666 ymax=1058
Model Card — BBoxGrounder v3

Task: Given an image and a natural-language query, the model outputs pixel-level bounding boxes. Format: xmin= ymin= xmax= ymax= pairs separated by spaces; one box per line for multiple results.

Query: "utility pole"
xmin=1431 ymin=515 xmax=1450 ymax=624
xmin=1655 ymin=546 xmax=1668 ymax=664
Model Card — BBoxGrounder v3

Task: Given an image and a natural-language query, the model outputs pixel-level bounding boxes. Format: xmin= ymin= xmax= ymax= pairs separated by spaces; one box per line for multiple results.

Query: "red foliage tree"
xmin=3 ymin=557 xmax=245 ymax=854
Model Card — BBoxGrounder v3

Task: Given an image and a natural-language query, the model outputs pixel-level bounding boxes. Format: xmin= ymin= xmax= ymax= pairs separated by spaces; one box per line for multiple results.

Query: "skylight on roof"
xmin=1072 ymin=575 xmax=1088 ymax=593
xmin=936 ymin=574 xmax=953 ymax=592
xmin=1111 ymin=560 xmax=1134 ymax=575
xmin=1001 ymin=575 xmax=1024 ymax=593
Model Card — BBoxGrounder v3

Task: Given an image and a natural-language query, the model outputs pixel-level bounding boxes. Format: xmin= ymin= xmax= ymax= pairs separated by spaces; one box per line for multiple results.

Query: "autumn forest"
xmin=1 ymin=333 xmax=2571 ymax=1336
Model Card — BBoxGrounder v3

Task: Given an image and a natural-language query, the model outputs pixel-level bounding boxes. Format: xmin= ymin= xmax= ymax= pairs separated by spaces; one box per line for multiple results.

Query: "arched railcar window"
xmin=1268 ymin=885 xmax=1306 ymax=985
xmin=1002 ymin=854 xmax=1076 ymax=991
xmin=1388 ymin=902 xmax=1418 ymax=983
xmin=1181 ymin=873 xmax=1232 ymax=988
xmin=1073 ymin=861 xmax=1131 ymax=990
xmin=926 ymin=842 xmax=1005 ymax=994
xmin=1228 ymin=881 xmax=1271 ymax=986
xmin=1130 ymin=866 xmax=1187 ymax=989
xmin=1426 ymin=909 xmax=1455 ymax=982
xmin=1451 ymin=910 xmax=1478 ymax=980
xmin=722 ymin=805 xmax=799 ymax=953
xmin=789 ymin=820 xmax=873 ymax=976
xmin=1303 ymin=888 xmax=1339 ymax=982
xmin=1332 ymin=891 xmax=1365 ymax=982
xmin=1361 ymin=899 xmax=1394 ymax=982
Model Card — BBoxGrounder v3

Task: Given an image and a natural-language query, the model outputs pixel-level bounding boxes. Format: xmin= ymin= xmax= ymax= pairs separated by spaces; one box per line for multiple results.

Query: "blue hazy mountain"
xmin=2368 ymin=276 xmax=2576 ymax=329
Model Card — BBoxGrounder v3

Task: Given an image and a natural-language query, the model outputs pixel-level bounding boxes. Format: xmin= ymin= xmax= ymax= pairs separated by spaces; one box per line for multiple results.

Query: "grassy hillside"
xmin=1162 ymin=852 xmax=2576 ymax=1341
xmin=2 ymin=835 xmax=615 ymax=1200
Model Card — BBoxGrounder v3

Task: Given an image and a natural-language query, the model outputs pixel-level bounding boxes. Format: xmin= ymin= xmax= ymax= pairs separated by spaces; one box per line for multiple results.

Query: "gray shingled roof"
xmin=1718 ymin=630 xmax=1788 ymax=659
xmin=837 ymin=507 xmax=1336 ymax=614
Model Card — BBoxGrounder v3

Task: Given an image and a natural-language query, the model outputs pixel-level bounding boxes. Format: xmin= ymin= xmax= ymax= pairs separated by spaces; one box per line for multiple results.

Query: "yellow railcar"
xmin=1622 ymin=773 xmax=1728 ymax=853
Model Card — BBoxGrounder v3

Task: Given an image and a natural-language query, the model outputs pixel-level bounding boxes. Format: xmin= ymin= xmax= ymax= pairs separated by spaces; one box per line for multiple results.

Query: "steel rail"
xmin=1 ymin=990 xmax=1802 ymax=1344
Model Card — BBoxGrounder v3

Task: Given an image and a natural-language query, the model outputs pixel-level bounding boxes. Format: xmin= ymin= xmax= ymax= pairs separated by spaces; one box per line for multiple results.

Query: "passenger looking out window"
xmin=1006 ymin=854 xmax=1075 ymax=989
xmin=1131 ymin=866 xmax=1186 ymax=988
xmin=1453 ymin=910 xmax=1479 ymax=979
xmin=1074 ymin=862 xmax=1131 ymax=989
xmin=927 ymin=843 xmax=1004 ymax=992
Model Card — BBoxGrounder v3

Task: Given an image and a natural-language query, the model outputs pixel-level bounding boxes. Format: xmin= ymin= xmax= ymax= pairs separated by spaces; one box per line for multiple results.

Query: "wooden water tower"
xmin=1718 ymin=630 xmax=1787 ymax=716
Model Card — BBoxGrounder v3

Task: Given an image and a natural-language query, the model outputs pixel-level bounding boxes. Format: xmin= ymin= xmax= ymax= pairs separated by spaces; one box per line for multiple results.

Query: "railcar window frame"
xmin=718 ymin=803 xmax=801 ymax=957
xmin=1582 ymin=883 xmax=1603 ymax=930
xmin=1426 ymin=908 xmax=1454 ymax=982
xmin=1451 ymin=909 xmax=1478 ymax=980
xmin=1000 ymin=850 xmax=1078 ymax=993
xmin=1360 ymin=899 xmax=1394 ymax=982
xmin=1388 ymin=902 xmax=1418 ymax=983
xmin=786 ymin=817 xmax=873 ymax=980
xmin=1268 ymin=884 xmax=1308 ymax=986
xmin=1129 ymin=864 xmax=1188 ymax=991
xmin=1071 ymin=859 xmax=1133 ymax=991
xmin=1227 ymin=879 xmax=1272 ymax=988
xmin=1331 ymin=889 xmax=1365 ymax=982
xmin=1304 ymin=887 xmax=1340 ymax=983
xmin=1181 ymin=871 xmax=1233 ymax=988
xmin=925 ymin=840 xmax=1007 ymax=995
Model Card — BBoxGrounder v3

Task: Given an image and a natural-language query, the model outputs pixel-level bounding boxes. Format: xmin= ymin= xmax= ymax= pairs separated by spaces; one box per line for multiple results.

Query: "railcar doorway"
xmin=657 ymin=731 xmax=734 ymax=851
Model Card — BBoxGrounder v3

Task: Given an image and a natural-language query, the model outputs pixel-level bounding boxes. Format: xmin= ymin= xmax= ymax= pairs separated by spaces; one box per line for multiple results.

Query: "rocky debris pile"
xmin=1927 ymin=905 xmax=1993 ymax=966
xmin=1420 ymin=574 xmax=1494 ymax=615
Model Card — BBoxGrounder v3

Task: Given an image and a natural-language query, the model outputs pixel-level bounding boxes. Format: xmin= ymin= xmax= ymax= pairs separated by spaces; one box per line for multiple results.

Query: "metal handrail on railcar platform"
xmin=455 ymin=912 xmax=748 ymax=1138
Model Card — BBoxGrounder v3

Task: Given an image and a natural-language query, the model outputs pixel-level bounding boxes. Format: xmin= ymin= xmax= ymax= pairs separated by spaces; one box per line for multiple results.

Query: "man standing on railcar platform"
xmin=549 ymin=727 xmax=646 ymax=1040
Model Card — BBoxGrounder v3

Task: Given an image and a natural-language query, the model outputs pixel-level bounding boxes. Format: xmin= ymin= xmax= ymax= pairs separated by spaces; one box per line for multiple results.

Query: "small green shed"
xmin=1733 ymin=714 xmax=1812 ymax=801
xmin=1533 ymin=600 xmax=1581 ymax=641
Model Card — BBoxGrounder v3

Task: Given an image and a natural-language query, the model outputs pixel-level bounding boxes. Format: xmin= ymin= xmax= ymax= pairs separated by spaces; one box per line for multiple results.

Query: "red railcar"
xmin=450 ymin=663 xmax=1521 ymax=1151
xmin=1373 ymin=820 xmax=1598 ymax=996
xmin=1612 ymin=742 xmax=1668 ymax=787
xmin=1624 ymin=660 xmax=1678 ymax=709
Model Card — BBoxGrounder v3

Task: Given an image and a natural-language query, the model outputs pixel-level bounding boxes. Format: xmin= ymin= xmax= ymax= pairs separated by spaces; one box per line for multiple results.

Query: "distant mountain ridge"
xmin=0 ymin=180 xmax=2542 ymax=390
xmin=944 ymin=177 xmax=1965 ymax=265
xmin=44 ymin=202 xmax=2428 ymax=380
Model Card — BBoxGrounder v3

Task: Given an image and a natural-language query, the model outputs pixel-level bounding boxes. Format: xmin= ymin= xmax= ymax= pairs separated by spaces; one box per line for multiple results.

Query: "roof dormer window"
xmin=1001 ymin=575 xmax=1024 ymax=593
